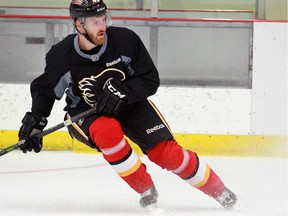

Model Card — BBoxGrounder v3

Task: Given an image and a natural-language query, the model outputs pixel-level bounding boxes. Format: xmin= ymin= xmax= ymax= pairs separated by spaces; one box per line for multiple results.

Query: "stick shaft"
xmin=0 ymin=106 xmax=97 ymax=157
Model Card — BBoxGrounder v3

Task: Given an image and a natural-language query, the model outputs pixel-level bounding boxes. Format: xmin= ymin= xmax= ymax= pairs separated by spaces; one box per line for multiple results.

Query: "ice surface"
xmin=0 ymin=151 xmax=287 ymax=216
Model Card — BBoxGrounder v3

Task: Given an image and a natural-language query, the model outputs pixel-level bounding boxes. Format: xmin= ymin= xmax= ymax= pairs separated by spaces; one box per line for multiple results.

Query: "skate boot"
xmin=139 ymin=185 xmax=158 ymax=208
xmin=216 ymin=187 xmax=237 ymax=209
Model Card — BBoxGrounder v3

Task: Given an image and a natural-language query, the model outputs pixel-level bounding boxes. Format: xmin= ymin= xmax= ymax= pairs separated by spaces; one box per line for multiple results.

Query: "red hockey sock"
xmin=147 ymin=140 xmax=198 ymax=177
xmin=147 ymin=140 xmax=225 ymax=198
xmin=184 ymin=159 xmax=225 ymax=198
xmin=195 ymin=167 xmax=225 ymax=198
xmin=89 ymin=116 xmax=154 ymax=194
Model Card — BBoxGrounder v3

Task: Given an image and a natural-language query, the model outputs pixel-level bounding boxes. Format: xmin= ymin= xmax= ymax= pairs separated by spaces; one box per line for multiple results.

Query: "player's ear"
xmin=74 ymin=19 xmax=85 ymax=34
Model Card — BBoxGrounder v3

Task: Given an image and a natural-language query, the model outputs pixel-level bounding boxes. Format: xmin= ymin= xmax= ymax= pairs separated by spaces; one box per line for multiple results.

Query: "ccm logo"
xmin=107 ymin=82 xmax=126 ymax=99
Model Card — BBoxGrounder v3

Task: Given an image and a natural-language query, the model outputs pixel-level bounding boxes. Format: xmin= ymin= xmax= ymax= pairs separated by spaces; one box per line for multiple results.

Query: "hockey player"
xmin=18 ymin=0 xmax=237 ymax=209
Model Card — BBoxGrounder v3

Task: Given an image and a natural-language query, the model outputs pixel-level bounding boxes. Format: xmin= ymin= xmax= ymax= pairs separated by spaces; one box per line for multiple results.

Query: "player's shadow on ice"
xmin=35 ymin=201 xmax=225 ymax=215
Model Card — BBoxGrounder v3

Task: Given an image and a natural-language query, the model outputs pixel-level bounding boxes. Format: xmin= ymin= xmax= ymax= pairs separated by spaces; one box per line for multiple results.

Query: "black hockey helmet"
xmin=69 ymin=0 xmax=108 ymax=21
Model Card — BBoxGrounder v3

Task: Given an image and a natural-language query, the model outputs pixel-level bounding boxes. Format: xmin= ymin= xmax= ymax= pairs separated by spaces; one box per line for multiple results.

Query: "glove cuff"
xmin=22 ymin=112 xmax=47 ymax=130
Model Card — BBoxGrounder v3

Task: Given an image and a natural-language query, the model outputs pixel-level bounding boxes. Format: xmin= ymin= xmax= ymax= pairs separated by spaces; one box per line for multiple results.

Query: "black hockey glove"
xmin=96 ymin=79 xmax=129 ymax=117
xmin=18 ymin=112 xmax=47 ymax=153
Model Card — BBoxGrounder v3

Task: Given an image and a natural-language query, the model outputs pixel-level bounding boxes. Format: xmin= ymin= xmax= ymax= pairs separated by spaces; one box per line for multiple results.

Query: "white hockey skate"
xmin=216 ymin=187 xmax=237 ymax=209
xmin=139 ymin=185 xmax=158 ymax=208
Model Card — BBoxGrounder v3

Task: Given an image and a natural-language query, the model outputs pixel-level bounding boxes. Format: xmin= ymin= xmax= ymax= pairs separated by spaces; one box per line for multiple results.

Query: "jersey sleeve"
xmin=30 ymin=46 xmax=71 ymax=117
xmin=119 ymin=29 xmax=160 ymax=103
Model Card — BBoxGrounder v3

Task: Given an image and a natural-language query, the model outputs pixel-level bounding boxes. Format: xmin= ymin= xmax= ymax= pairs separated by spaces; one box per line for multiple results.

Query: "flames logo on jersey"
xmin=78 ymin=68 xmax=126 ymax=107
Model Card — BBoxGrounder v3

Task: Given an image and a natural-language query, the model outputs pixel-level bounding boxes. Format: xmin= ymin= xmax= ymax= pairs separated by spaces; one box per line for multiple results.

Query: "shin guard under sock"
xmin=89 ymin=116 xmax=154 ymax=194
xmin=148 ymin=140 xmax=225 ymax=198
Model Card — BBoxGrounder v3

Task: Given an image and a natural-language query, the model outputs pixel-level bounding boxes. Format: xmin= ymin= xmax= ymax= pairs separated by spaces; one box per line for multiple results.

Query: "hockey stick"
xmin=0 ymin=106 xmax=97 ymax=157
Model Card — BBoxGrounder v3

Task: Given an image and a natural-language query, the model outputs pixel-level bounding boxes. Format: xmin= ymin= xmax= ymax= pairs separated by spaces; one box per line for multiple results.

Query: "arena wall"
xmin=0 ymin=22 xmax=287 ymax=157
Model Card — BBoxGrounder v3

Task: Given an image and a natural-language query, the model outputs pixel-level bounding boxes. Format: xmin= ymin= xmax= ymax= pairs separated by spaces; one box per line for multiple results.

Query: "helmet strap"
xmin=82 ymin=27 xmax=96 ymax=45
xmin=74 ymin=18 xmax=97 ymax=46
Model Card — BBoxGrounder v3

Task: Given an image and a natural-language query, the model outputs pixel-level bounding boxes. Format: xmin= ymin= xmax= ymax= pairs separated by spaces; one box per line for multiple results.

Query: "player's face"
xmin=84 ymin=14 xmax=107 ymax=45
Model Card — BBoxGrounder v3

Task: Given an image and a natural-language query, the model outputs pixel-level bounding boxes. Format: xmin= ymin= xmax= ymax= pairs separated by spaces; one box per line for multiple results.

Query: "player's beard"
xmin=87 ymin=30 xmax=105 ymax=45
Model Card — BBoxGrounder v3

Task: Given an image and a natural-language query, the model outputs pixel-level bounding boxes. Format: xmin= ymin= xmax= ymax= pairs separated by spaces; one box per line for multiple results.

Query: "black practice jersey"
xmin=30 ymin=26 xmax=160 ymax=117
